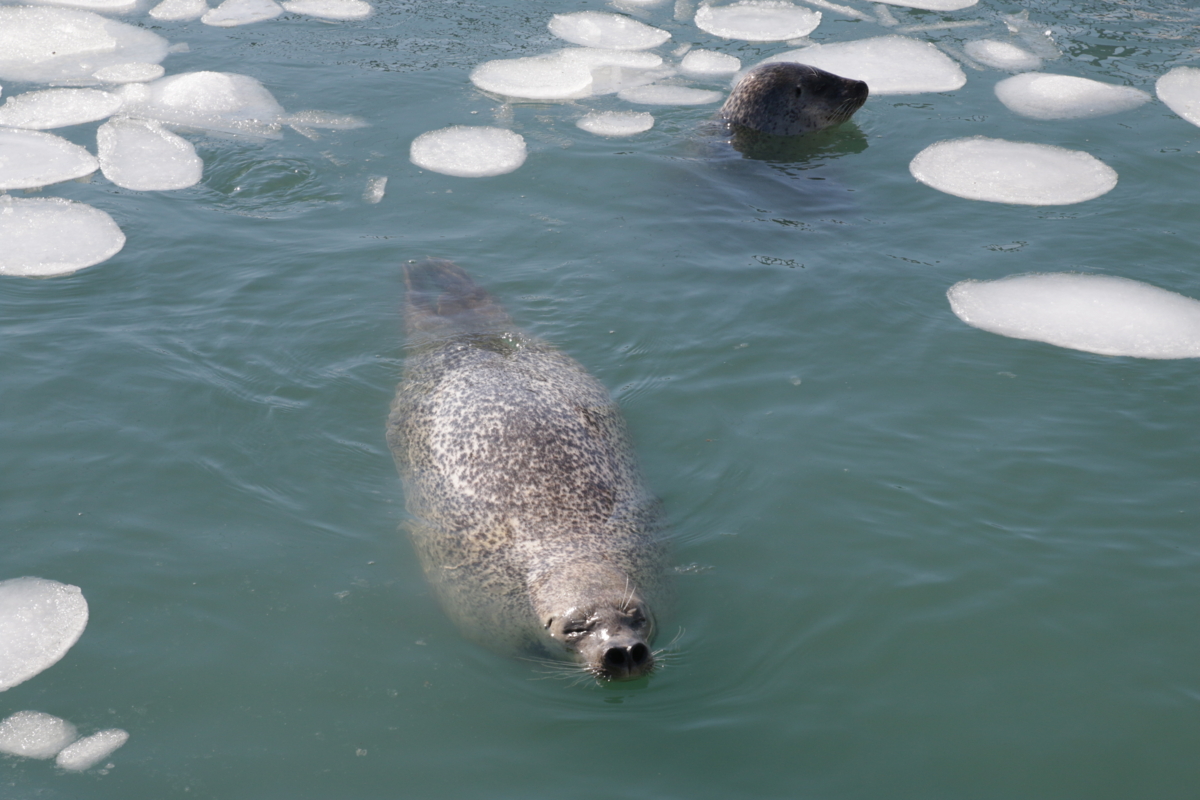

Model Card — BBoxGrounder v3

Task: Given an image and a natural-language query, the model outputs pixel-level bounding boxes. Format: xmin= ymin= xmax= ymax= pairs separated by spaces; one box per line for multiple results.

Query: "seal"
xmin=386 ymin=258 xmax=668 ymax=681
xmin=719 ymin=62 xmax=869 ymax=136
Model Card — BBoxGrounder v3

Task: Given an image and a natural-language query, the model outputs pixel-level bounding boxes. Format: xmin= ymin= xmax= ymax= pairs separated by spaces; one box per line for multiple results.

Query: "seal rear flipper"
xmin=404 ymin=258 xmax=514 ymax=339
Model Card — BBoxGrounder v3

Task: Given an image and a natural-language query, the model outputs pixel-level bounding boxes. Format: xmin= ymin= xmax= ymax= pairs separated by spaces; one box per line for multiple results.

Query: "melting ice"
xmin=995 ymin=73 xmax=1150 ymax=120
xmin=409 ymin=126 xmax=527 ymax=178
xmin=0 ymin=7 xmax=169 ymax=85
xmin=0 ymin=577 xmax=88 ymax=689
xmin=693 ymin=1 xmax=821 ymax=42
xmin=115 ymin=71 xmax=285 ymax=137
xmin=282 ymin=0 xmax=372 ymax=19
xmin=56 ymin=729 xmax=131 ymax=771
xmin=98 ymin=117 xmax=204 ymax=191
xmin=0 ymin=128 xmax=98 ymax=190
xmin=873 ymin=0 xmax=977 ymax=10
xmin=149 ymin=0 xmax=209 ymax=22
xmin=617 ymin=85 xmax=723 ymax=105
xmin=1156 ymin=67 xmax=1200 ymax=129
xmin=0 ymin=89 xmax=121 ymax=130
xmin=0 ymin=196 xmax=126 ymax=277
xmin=576 ymin=110 xmax=654 ymax=136
xmin=679 ymin=50 xmax=741 ymax=76
xmin=548 ymin=11 xmax=670 ymax=50
xmin=963 ymin=39 xmax=1042 ymax=71
xmin=202 ymin=0 xmax=283 ymax=27
xmin=0 ymin=712 xmax=78 ymax=759
xmin=760 ymin=35 xmax=966 ymax=95
xmin=471 ymin=55 xmax=594 ymax=100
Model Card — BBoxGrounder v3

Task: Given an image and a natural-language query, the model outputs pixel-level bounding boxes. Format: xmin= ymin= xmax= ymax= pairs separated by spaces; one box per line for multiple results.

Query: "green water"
xmin=3 ymin=0 xmax=1199 ymax=798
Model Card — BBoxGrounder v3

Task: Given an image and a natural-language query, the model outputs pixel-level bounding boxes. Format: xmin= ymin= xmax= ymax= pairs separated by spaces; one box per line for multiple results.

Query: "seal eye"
xmin=794 ymin=85 xmax=804 ymax=96
xmin=563 ymin=619 xmax=591 ymax=638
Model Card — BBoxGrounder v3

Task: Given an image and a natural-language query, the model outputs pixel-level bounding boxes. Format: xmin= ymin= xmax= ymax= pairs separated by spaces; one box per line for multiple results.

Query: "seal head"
xmin=720 ymin=62 xmax=869 ymax=136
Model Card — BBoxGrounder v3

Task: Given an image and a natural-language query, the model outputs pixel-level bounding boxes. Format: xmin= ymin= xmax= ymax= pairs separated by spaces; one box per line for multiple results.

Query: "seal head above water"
xmin=719 ymin=62 xmax=869 ymax=136
xmin=386 ymin=259 xmax=668 ymax=681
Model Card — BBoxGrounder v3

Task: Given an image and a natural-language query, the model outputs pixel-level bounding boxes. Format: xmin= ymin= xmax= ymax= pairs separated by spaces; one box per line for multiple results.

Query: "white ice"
xmin=0 ymin=89 xmax=121 ymax=130
xmin=471 ymin=55 xmax=594 ymax=100
xmin=93 ymin=63 xmax=166 ymax=83
xmin=202 ymin=0 xmax=283 ymax=26
xmin=948 ymin=274 xmax=1200 ymax=359
xmin=679 ymin=50 xmax=741 ymax=76
xmin=909 ymin=137 xmax=1117 ymax=206
xmin=363 ymin=175 xmax=387 ymax=203
xmin=548 ymin=11 xmax=671 ymax=50
xmin=577 ymin=110 xmax=654 ymax=136
xmin=282 ymin=0 xmax=371 ymax=19
xmin=23 ymin=0 xmax=140 ymax=13
xmin=0 ymin=128 xmax=98 ymax=191
xmin=0 ymin=712 xmax=78 ymax=759
xmin=1156 ymin=67 xmax=1200 ymax=129
xmin=693 ymin=1 xmax=821 ymax=42
xmin=55 ymin=729 xmax=130 ymax=771
xmin=872 ymin=0 xmax=977 ymax=10
xmin=410 ymin=126 xmax=527 ymax=178
xmin=617 ymin=85 xmax=723 ymax=104
xmin=761 ymin=35 xmax=966 ymax=94
xmin=115 ymin=71 xmax=285 ymax=137
xmin=0 ymin=196 xmax=126 ymax=277
xmin=98 ymin=117 xmax=203 ymax=190
xmin=963 ymin=39 xmax=1041 ymax=71
xmin=0 ymin=7 xmax=170 ymax=85
xmin=0 ymin=577 xmax=88 ymax=689
xmin=995 ymin=73 xmax=1150 ymax=120
xmin=559 ymin=49 xmax=671 ymax=96
xmin=149 ymin=0 xmax=209 ymax=20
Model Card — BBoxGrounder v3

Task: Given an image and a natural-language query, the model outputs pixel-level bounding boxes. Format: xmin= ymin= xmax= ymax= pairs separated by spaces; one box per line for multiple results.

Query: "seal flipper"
xmin=403 ymin=258 xmax=514 ymax=340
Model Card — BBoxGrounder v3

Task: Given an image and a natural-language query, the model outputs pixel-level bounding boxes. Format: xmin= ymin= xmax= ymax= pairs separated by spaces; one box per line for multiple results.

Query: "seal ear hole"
xmin=794 ymin=86 xmax=804 ymax=96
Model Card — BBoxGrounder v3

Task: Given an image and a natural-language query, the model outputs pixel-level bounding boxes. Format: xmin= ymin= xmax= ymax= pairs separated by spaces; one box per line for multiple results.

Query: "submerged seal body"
xmin=719 ymin=62 xmax=869 ymax=136
xmin=386 ymin=259 xmax=667 ymax=680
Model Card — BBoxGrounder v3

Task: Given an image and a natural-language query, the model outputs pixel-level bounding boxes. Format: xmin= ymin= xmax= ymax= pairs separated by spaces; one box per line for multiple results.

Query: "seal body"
xmin=719 ymin=62 xmax=869 ymax=136
xmin=387 ymin=259 xmax=667 ymax=680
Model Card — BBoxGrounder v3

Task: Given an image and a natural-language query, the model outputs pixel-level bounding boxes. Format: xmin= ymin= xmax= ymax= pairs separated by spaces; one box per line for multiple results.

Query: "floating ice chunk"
xmin=0 ymin=712 xmax=78 ymax=759
xmin=98 ymin=117 xmax=203 ymax=190
xmin=0 ymin=577 xmax=89 ymax=688
xmin=995 ymin=73 xmax=1150 ymax=120
xmin=284 ymin=110 xmax=367 ymax=130
xmin=617 ymin=85 xmax=723 ymax=104
xmin=873 ymin=0 xmax=977 ymax=10
xmin=471 ymin=55 xmax=594 ymax=100
xmin=694 ymin=1 xmax=821 ymax=42
xmin=1156 ymin=67 xmax=1200 ymax=129
xmin=114 ymin=72 xmax=285 ymax=137
xmin=410 ymin=126 xmax=527 ymax=178
xmin=910 ymin=137 xmax=1117 ymax=205
xmin=548 ymin=11 xmax=670 ymax=50
xmin=948 ymin=274 xmax=1200 ymax=359
xmin=282 ymin=0 xmax=371 ymax=19
xmin=679 ymin=50 xmax=741 ymax=76
xmin=24 ymin=0 xmax=140 ymax=13
xmin=577 ymin=110 xmax=654 ymax=136
xmin=0 ymin=7 xmax=169 ymax=85
xmin=149 ymin=0 xmax=208 ymax=20
xmin=93 ymin=63 xmax=166 ymax=83
xmin=55 ymin=729 xmax=130 ymax=771
xmin=363 ymin=175 xmax=387 ymax=203
xmin=0 ymin=129 xmax=98 ymax=190
xmin=761 ymin=35 xmax=965 ymax=94
xmin=963 ymin=39 xmax=1041 ymax=71
xmin=0 ymin=197 xmax=126 ymax=277
xmin=0 ymin=89 xmax=121 ymax=130
xmin=557 ymin=48 xmax=664 ymax=70
xmin=202 ymin=0 xmax=283 ymax=26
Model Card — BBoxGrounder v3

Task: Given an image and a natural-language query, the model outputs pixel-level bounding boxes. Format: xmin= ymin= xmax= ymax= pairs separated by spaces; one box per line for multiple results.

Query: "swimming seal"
xmin=386 ymin=259 xmax=668 ymax=681
xmin=719 ymin=62 xmax=869 ymax=136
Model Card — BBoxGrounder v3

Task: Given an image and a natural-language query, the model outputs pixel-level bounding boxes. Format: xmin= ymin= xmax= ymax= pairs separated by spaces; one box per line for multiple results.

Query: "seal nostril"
xmin=629 ymin=643 xmax=650 ymax=665
xmin=604 ymin=647 xmax=630 ymax=668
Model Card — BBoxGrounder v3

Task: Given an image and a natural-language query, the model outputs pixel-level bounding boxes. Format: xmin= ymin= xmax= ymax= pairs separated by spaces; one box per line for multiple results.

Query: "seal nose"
xmin=603 ymin=642 xmax=652 ymax=677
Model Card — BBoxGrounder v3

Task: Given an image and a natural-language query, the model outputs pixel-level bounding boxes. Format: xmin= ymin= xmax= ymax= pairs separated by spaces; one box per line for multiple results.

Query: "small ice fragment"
xmin=202 ymin=0 xmax=283 ymax=26
xmin=283 ymin=110 xmax=367 ymax=129
xmin=55 ymin=729 xmax=130 ymax=771
xmin=0 ymin=88 xmax=121 ymax=130
xmin=98 ymin=117 xmax=203 ymax=190
xmin=801 ymin=0 xmax=871 ymax=21
xmin=410 ymin=126 xmax=527 ymax=178
xmin=577 ymin=110 xmax=654 ymax=136
xmin=910 ymin=136 xmax=1117 ymax=205
xmin=0 ymin=129 xmax=98 ymax=190
xmin=282 ymin=0 xmax=371 ymax=19
xmin=93 ymin=63 xmax=166 ymax=83
xmin=694 ymin=1 xmax=821 ymax=42
xmin=995 ymin=73 xmax=1149 ymax=120
xmin=0 ymin=712 xmax=78 ymax=759
xmin=0 ymin=197 xmax=125 ymax=277
xmin=1156 ymin=67 xmax=1200 ymax=129
xmin=0 ymin=7 xmax=170 ymax=85
xmin=548 ymin=11 xmax=670 ymax=50
xmin=149 ymin=0 xmax=208 ymax=20
xmin=0 ymin=578 xmax=89 ymax=688
xmin=679 ymin=50 xmax=741 ymax=76
xmin=114 ymin=71 xmax=285 ymax=137
xmin=617 ymin=85 xmax=723 ymax=104
xmin=363 ymin=175 xmax=387 ymax=203
xmin=948 ymin=274 xmax=1200 ymax=359
xmin=470 ymin=55 xmax=594 ymax=100
xmin=761 ymin=35 xmax=965 ymax=94
xmin=962 ymin=39 xmax=1041 ymax=71
xmin=873 ymin=0 xmax=977 ymax=10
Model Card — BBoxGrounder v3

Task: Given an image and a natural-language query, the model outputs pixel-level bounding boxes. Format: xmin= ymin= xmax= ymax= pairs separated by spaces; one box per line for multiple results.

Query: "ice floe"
xmin=679 ymin=50 xmax=741 ymax=76
xmin=363 ymin=175 xmax=387 ymax=203
xmin=760 ymin=35 xmax=966 ymax=95
xmin=282 ymin=0 xmax=372 ymax=19
xmin=577 ymin=110 xmax=654 ymax=136
xmin=617 ymin=85 xmax=723 ymax=104
xmin=0 ymin=712 xmax=78 ymax=759
xmin=202 ymin=0 xmax=283 ymax=26
xmin=694 ymin=1 xmax=821 ymax=42
xmin=55 ymin=729 xmax=130 ymax=771
xmin=0 ymin=7 xmax=170 ymax=85
xmin=93 ymin=63 xmax=167 ymax=83
xmin=98 ymin=117 xmax=204 ymax=190
xmin=873 ymin=0 xmax=977 ymax=10
xmin=995 ymin=73 xmax=1150 ymax=120
xmin=548 ymin=11 xmax=670 ymax=50
xmin=0 ymin=89 xmax=121 ymax=130
xmin=1155 ymin=67 xmax=1200 ymax=129
xmin=410 ymin=126 xmax=527 ymax=178
xmin=25 ymin=0 xmax=141 ymax=13
xmin=910 ymin=137 xmax=1117 ymax=205
xmin=0 ymin=196 xmax=126 ymax=277
xmin=0 ymin=578 xmax=89 ymax=688
xmin=0 ymin=128 xmax=98 ymax=190
xmin=115 ymin=71 xmax=285 ymax=137
xmin=471 ymin=55 xmax=594 ymax=100
xmin=948 ymin=274 xmax=1200 ymax=359
xmin=963 ymin=39 xmax=1042 ymax=71
xmin=148 ymin=0 xmax=209 ymax=21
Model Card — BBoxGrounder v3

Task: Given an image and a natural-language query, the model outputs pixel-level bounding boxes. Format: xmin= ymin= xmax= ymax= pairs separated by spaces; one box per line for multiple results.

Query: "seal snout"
xmin=602 ymin=640 xmax=653 ymax=680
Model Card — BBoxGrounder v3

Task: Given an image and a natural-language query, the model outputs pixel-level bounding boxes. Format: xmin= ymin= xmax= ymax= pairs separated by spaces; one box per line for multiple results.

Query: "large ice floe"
xmin=576 ymin=110 xmax=654 ymax=136
xmin=995 ymin=73 xmax=1150 ymax=120
xmin=0 ymin=7 xmax=169 ymax=85
xmin=909 ymin=137 xmax=1117 ymax=205
xmin=114 ymin=71 xmax=285 ymax=137
xmin=0 ymin=128 xmax=98 ymax=190
xmin=693 ymin=1 xmax=822 ymax=42
xmin=410 ymin=126 xmax=527 ymax=178
xmin=0 ymin=577 xmax=88 ymax=690
xmin=948 ymin=274 xmax=1200 ymax=359
xmin=548 ymin=11 xmax=670 ymax=50
xmin=1155 ymin=66 xmax=1200 ymax=129
xmin=759 ymin=35 xmax=966 ymax=95
xmin=98 ymin=117 xmax=204 ymax=190
xmin=0 ymin=711 xmax=78 ymax=759
xmin=0 ymin=88 xmax=122 ymax=130
xmin=202 ymin=0 xmax=284 ymax=27
xmin=0 ymin=197 xmax=126 ymax=277
xmin=56 ymin=728 xmax=131 ymax=771
xmin=962 ymin=39 xmax=1042 ymax=72
xmin=470 ymin=49 xmax=668 ymax=101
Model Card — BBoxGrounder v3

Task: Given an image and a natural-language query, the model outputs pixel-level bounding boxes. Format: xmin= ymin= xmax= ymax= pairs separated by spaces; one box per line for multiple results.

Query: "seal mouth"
xmin=831 ymin=91 xmax=868 ymax=126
